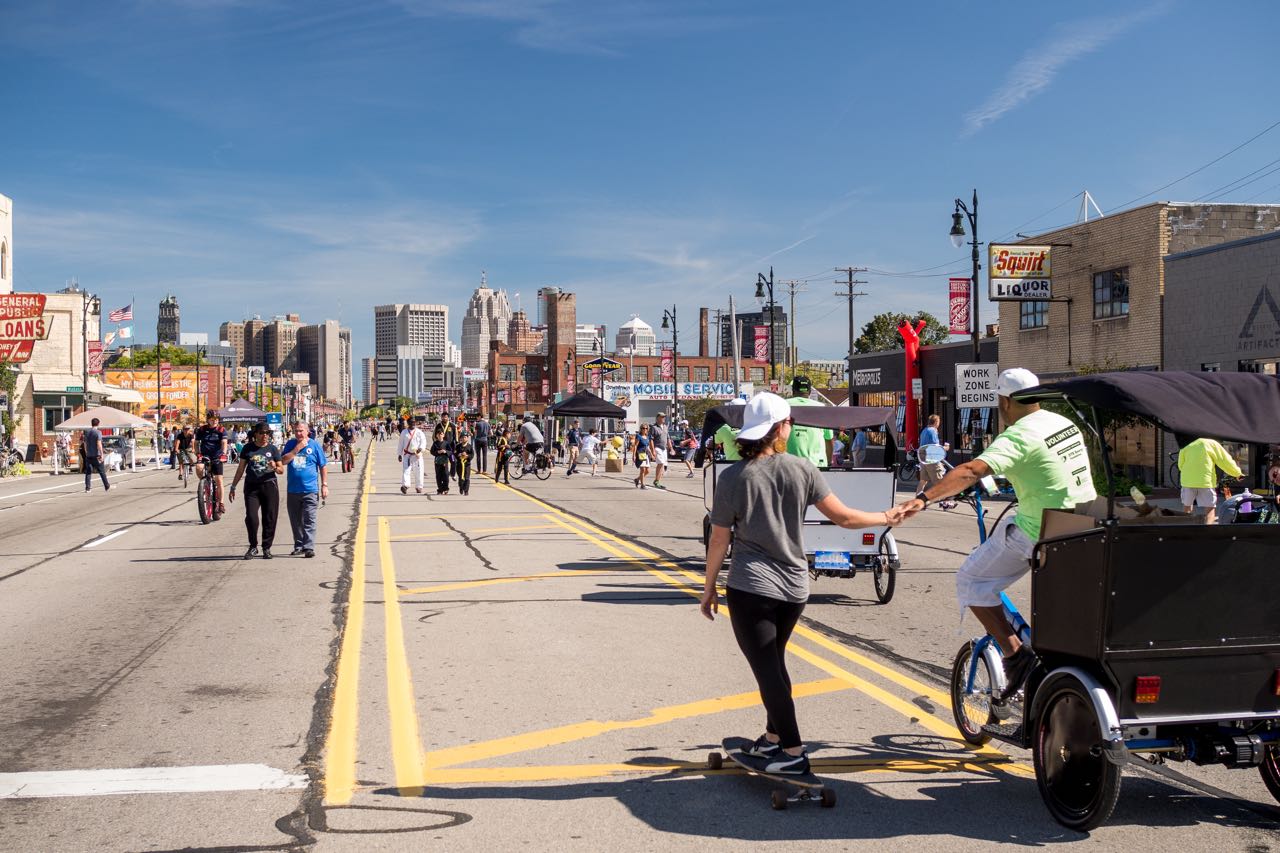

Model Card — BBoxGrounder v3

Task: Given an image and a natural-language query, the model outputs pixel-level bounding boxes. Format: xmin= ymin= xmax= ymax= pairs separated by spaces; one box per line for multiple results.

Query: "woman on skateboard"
xmin=700 ymin=392 xmax=901 ymax=775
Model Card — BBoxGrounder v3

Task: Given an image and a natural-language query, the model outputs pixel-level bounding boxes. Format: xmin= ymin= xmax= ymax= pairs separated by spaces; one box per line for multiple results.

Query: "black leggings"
xmin=727 ymin=586 xmax=806 ymax=748
xmin=244 ymin=480 xmax=279 ymax=549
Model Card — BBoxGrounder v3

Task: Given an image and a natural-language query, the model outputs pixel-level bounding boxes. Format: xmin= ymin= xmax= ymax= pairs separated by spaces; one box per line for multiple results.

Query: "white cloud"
xmin=962 ymin=5 xmax=1167 ymax=137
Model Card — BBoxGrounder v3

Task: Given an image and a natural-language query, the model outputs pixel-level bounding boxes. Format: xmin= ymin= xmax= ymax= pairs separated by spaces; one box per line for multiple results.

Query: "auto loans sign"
xmin=0 ymin=294 xmax=50 ymax=363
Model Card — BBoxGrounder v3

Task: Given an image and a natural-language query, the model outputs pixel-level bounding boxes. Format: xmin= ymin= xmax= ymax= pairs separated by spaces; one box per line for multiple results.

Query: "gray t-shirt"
xmin=82 ymin=428 xmax=103 ymax=458
xmin=709 ymin=453 xmax=832 ymax=603
xmin=651 ymin=423 xmax=670 ymax=452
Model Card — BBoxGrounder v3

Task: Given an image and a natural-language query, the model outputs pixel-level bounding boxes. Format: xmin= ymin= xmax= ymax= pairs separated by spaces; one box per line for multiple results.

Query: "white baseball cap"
xmin=996 ymin=368 xmax=1039 ymax=398
xmin=738 ymin=392 xmax=791 ymax=441
xmin=727 ymin=398 xmax=746 ymax=406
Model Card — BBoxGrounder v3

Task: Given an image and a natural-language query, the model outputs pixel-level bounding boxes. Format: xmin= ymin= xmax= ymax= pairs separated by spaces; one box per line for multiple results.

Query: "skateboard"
xmin=709 ymin=737 xmax=836 ymax=809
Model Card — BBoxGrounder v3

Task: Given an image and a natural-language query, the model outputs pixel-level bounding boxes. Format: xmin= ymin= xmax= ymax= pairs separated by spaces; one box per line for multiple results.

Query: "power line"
xmin=1199 ymin=161 xmax=1280 ymax=203
xmin=1107 ymin=118 xmax=1280 ymax=213
xmin=1191 ymin=155 xmax=1280 ymax=202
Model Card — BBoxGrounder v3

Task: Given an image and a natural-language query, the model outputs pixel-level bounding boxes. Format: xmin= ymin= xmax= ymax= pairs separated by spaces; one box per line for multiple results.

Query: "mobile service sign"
xmin=988 ymin=245 xmax=1052 ymax=300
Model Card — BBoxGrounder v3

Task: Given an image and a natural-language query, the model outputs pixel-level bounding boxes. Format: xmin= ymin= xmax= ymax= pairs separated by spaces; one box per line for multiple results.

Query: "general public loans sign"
xmin=988 ymin=245 xmax=1052 ymax=300
xmin=0 ymin=294 xmax=50 ymax=363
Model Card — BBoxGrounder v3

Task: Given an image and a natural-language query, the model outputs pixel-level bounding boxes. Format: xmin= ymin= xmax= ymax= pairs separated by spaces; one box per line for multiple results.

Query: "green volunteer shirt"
xmin=977 ymin=409 xmax=1096 ymax=542
xmin=785 ymin=397 xmax=833 ymax=467
xmin=714 ymin=423 xmax=742 ymax=461
xmin=1177 ymin=438 xmax=1241 ymax=489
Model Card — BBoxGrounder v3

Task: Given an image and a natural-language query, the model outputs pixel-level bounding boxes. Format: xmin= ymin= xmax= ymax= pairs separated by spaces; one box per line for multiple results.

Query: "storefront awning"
xmin=30 ymin=374 xmax=86 ymax=394
xmin=88 ymin=378 xmax=144 ymax=404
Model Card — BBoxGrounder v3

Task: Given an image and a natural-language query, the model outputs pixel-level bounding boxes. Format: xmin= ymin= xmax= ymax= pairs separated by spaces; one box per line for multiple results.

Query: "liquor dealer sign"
xmin=0 ymin=294 xmax=50 ymax=363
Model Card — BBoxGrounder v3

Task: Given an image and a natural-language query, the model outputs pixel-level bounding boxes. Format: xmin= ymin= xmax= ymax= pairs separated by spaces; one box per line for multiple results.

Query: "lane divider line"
xmin=83 ymin=527 xmax=131 ymax=549
xmin=379 ymin=515 xmax=427 ymax=796
xmin=322 ymin=440 xmax=375 ymax=805
xmin=399 ymin=569 xmax=615 ymax=596
xmin=0 ymin=764 xmax=308 ymax=799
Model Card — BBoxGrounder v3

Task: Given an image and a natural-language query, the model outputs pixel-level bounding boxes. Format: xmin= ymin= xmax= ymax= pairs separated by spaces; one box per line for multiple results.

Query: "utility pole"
xmin=781 ymin=280 xmax=806 ymax=378
xmin=728 ymin=296 xmax=741 ymax=390
xmin=834 ymin=267 xmax=868 ymax=406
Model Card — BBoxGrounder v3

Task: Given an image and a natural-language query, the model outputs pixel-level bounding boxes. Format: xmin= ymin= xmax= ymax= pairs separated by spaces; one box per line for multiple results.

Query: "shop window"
xmin=1093 ymin=267 xmax=1130 ymax=319
xmin=632 ymin=366 xmax=648 ymax=381
xmin=1019 ymin=301 xmax=1048 ymax=329
xmin=499 ymin=364 xmax=516 ymax=382
xmin=44 ymin=407 xmax=74 ymax=432
xmin=750 ymin=367 xmax=765 ymax=381
xmin=676 ymin=366 xmax=690 ymax=382
xmin=694 ymin=366 xmax=710 ymax=382
xmin=522 ymin=364 xmax=541 ymax=382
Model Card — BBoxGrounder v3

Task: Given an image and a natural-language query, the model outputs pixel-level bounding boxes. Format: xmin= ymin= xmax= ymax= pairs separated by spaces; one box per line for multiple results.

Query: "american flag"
xmin=108 ymin=303 xmax=133 ymax=323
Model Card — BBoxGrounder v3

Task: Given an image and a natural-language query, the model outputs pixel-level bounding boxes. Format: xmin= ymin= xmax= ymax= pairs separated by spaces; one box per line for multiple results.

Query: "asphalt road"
xmin=0 ymin=440 xmax=1277 ymax=852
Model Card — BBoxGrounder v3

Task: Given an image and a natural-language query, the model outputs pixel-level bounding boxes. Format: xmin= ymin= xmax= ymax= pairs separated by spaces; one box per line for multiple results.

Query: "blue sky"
xmin=4 ymin=0 xmax=1279 ymax=371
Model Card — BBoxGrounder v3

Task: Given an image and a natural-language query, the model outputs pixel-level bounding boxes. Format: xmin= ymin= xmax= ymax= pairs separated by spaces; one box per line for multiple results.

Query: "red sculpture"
xmin=897 ymin=319 xmax=926 ymax=449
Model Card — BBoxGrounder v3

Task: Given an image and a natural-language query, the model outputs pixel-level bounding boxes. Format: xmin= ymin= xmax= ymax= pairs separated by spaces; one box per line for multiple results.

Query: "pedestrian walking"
xmin=398 ymin=418 xmax=427 ymax=494
xmin=473 ymin=417 xmax=491 ymax=473
xmin=430 ymin=425 xmax=452 ymax=494
xmin=80 ymin=417 xmax=110 ymax=492
xmin=632 ymin=423 xmax=653 ymax=489
xmin=228 ymin=423 xmax=283 ymax=559
xmin=1177 ymin=435 xmax=1243 ymax=524
xmin=651 ymin=412 xmax=671 ymax=489
xmin=281 ymin=420 xmax=328 ymax=558
xmin=565 ymin=419 xmax=581 ymax=475
xmin=850 ymin=427 xmax=868 ymax=468
xmin=494 ymin=428 xmax=512 ymax=484
xmin=701 ymin=392 xmax=902 ymax=775
xmin=579 ymin=427 xmax=601 ymax=476
xmin=457 ymin=443 xmax=472 ymax=495
xmin=679 ymin=419 xmax=697 ymax=477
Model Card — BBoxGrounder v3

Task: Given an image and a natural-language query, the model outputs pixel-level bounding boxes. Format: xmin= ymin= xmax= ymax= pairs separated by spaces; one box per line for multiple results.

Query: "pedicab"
xmin=949 ymin=370 xmax=1280 ymax=831
xmin=698 ymin=403 xmax=903 ymax=603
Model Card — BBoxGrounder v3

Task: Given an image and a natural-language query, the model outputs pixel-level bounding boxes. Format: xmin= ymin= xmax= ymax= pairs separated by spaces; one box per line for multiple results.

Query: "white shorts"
xmin=955 ymin=516 xmax=1036 ymax=610
xmin=581 ymin=451 xmax=597 ymax=464
xmin=1181 ymin=487 xmax=1217 ymax=508
xmin=654 ymin=448 xmax=669 ymax=466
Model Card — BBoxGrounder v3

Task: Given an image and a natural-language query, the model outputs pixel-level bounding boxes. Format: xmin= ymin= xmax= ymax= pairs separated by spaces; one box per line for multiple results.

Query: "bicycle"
xmin=511 ymin=447 xmax=553 ymax=481
xmin=897 ymin=444 xmax=920 ymax=486
xmin=177 ymin=450 xmax=195 ymax=489
xmin=1166 ymin=450 xmax=1180 ymax=488
xmin=196 ymin=456 xmax=224 ymax=524
xmin=341 ymin=442 xmax=355 ymax=474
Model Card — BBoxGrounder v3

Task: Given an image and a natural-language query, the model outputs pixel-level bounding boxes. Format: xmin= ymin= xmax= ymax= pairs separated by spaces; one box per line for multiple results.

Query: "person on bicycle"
xmin=1176 ymin=435 xmax=1242 ymax=524
xmin=338 ymin=421 xmax=356 ymax=469
xmin=195 ymin=411 xmax=230 ymax=512
xmin=518 ymin=414 xmax=544 ymax=471
xmin=701 ymin=392 xmax=903 ymax=775
xmin=895 ymin=368 xmax=1096 ymax=702
xmin=174 ymin=425 xmax=195 ymax=480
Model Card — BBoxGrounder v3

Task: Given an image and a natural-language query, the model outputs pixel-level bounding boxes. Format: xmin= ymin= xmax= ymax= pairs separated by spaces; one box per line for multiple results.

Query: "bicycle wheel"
xmin=535 ymin=453 xmax=552 ymax=480
xmin=510 ymin=458 xmax=525 ymax=480
xmin=950 ymin=641 xmax=995 ymax=745
xmin=197 ymin=477 xmax=211 ymax=524
xmin=898 ymin=461 xmax=919 ymax=487
xmin=1168 ymin=458 xmax=1180 ymax=488
xmin=873 ymin=537 xmax=896 ymax=604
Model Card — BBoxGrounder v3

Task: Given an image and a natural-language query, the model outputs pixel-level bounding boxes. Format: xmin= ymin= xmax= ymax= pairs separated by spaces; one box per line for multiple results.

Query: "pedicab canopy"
xmin=1011 ymin=370 xmax=1280 ymax=446
xmin=544 ymin=390 xmax=627 ymax=419
xmin=216 ymin=398 xmax=269 ymax=423
xmin=700 ymin=402 xmax=898 ymax=469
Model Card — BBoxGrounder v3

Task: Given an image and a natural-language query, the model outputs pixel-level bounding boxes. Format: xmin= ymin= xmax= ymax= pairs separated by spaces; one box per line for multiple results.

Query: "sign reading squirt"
xmin=988 ymin=245 xmax=1052 ymax=300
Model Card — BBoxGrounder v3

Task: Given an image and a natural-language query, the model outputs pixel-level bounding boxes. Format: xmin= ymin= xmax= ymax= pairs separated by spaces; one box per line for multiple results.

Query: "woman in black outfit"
xmin=700 ymin=393 xmax=900 ymax=775
xmin=228 ymin=423 xmax=284 ymax=559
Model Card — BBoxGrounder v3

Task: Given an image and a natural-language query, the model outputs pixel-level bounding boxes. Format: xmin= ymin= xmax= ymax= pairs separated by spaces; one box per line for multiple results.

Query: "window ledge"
xmin=1019 ymin=325 xmax=1049 ymax=332
xmin=1091 ymin=313 xmax=1131 ymax=324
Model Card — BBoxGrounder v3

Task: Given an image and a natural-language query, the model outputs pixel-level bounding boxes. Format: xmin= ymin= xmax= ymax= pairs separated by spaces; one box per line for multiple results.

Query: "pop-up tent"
xmin=217 ymin=398 xmax=269 ymax=423
xmin=53 ymin=405 xmax=158 ymax=474
xmin=545 ymin=390 xmax=627 ymax=419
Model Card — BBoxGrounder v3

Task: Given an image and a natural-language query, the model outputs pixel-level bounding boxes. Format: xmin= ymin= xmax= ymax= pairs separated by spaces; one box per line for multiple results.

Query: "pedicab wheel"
xmin=707 ymin=752 xmax=723 ymax=770
xmin=1033 ymin=679 xmax=1122 ymax=832
xmin=1261 ymin=744 xmax=1280 ymax=804
xmin=873 ymin=539 xmax=896 ymax=604
xmin=771 ymin=789 xmax=788 ymax=810
xmin=820 ymin=787 xmax=836 ymax=808
xmin=950 ymin=641 xmax=994 ymax=745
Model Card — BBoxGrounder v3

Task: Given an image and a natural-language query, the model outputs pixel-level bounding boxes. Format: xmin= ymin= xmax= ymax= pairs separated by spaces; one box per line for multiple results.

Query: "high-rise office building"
xmin=576 ymin=324 xmax=607 ymax=357
xmin=158 ymin=294 xmax=180 ymax=344
xmin=360 ymin=356 xmax=375 ymax=406
xmin=396 ymin=345 xmax=425 ymax=400
xmin=616 ymin=316 xmax=657 ymax=356
xmin=261 ymin=314 xmax=301 ymax=375
xmin=373 ymin=304 xmax=448 ymax=358
xmin=506 ymin=310 xmax=542 ymax=351
xmin=718 ymin=309 xmax=787 ymax=365
xmin=375 ymin=354 xmax=397 ymax=402
xmin=536 ymin=286 xmax=561 ymax=328
xmin=461 ymin=278 xmax=513 ymax=370
xmin=298 ymin=320 xmax=352 ymax=405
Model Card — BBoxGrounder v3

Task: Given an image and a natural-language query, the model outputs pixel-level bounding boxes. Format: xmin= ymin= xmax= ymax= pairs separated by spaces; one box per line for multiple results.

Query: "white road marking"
xmin=0 ymin=764 xmax=309 ymax=799
xmin=83 ymin=527 xmax=132 ymax=548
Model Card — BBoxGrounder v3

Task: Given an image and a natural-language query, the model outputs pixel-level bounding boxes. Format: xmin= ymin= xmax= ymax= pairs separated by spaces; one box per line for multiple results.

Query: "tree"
xmin=0 ymin=359 xmax=20 ymax=441
xmin=781 ymin=363 xmax=846 ymax=389
xmin=110 ymin=344 xmax=203 ymax=368
xmin=854 ymin=312 xmax=951 ymax=354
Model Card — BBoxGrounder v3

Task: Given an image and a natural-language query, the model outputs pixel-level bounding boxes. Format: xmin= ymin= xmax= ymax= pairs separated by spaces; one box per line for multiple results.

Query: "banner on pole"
xmin=949 ymin=278 xmax=971 ymax=334
xmin=88 ymin=341 xmax=104 ymax=375
xmin=660 ymin=349 xmax=674 ymax=380
xmin=541 ymin=379 xmax=549 ymax=397
xmin=566 ymin=378 xmax=575 ymax=394
xmin=517 ymin=385 xmax=527 ymax=404
xmin=753 ymin=326 xmax=768 ymax=363
xmin=160 ymin=361 xmax=172 ymax=387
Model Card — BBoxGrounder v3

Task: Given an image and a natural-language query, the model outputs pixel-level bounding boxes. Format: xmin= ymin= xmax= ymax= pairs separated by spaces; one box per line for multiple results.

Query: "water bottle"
xmin=1239 ymin=487 xmax=1253 ymax=515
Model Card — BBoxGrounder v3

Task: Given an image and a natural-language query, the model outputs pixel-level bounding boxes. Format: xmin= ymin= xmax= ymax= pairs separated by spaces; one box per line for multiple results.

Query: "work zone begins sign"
xmin=989 ymin=244 xmax=1052 ymax=301
xmin=955 ymin=363 xmax=998 ymax=407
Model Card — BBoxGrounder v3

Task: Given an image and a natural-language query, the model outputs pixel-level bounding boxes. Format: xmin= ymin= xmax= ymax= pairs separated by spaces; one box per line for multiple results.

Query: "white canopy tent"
xmin=53 ymin=406 xmax=158 ymax=474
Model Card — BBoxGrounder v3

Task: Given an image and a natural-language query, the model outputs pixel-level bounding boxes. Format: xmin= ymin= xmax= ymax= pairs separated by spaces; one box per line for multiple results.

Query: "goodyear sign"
xmin=988 ymin=245 xmax=1052 ymax=300
xmin=582 ymin=356 xmax=625 ymax=373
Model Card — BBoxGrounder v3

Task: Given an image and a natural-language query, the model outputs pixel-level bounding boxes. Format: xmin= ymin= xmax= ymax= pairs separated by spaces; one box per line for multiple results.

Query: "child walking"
xmin=430 ymin=426 xmax=452 ymax=495
xmin=456 ymin=444 xmax=472 ymax=495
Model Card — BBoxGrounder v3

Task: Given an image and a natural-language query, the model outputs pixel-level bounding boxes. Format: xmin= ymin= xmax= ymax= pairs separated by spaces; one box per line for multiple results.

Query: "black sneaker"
xmin=290 ymin=548 xmax=304 ymax=556
xmin=304 ymin=550 xmax=315 ymax=558
xmin=245 ymin=546 xmax=260 ymax=559
xmin=262 ymin=550 xmax=273 ymax=560
xmin=763 ymin=751 xmax=810 ymax=775
xmin=999 ymin=645 xmax=1036 ymax=702
xmin=743 ymin=735 xmax=782 ymax=758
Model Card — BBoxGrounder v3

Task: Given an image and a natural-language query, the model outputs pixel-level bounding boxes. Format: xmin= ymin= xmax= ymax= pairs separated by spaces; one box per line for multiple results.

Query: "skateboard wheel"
xmin=707 ymin=752 xmax=723 ymax=770
xmin=771 ymin=789 xmax=788 ymax=810
xmin=821 ymin=787 xmax=836 ymax=808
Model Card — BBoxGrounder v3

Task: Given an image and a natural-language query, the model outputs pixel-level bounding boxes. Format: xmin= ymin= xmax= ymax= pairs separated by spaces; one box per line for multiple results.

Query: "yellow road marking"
xmin=323 ymin=440 xmax=375 ymax=805
xmin=399 ymin=569 xmax=614 ymax=596
xmin=390 ymin=523 xmax=561 ymax=541
xmin=386 ymin=513 xmax=536 ymax=522
xmin=378 ymin=515 xmax=427 ymax=795
xmin=424 ymin=754 xmax=1019 ymax=785
xmin=423 ymin=678 xmax=852 ymax=770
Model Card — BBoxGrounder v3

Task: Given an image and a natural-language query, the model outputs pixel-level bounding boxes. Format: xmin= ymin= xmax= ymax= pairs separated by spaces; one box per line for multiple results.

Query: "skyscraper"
xmin=158 ymin=294 xmax=180 ymax=344
xmin=506 ymin=310 xmax=542 ymax=351
xmin=461 ymin=276 xmax=513 ymax=370
xmin=576 ymin=324 xmax=606 ymax=356
xmin=616 ymin=316 xmax=657 ymax=356
xmin=374 ymin=304 xmax=448 ymax=358
xmin=360 ymin=356 xmax=375 ymax=406
xmin=298 ymin=319 xmax=352 ymax=404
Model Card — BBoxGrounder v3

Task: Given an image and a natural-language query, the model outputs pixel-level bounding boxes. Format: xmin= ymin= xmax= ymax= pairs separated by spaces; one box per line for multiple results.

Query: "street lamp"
xmin=661 ymin=306 xmax=678 ymax=420
xmin=753 ymin=267 xmax=777 ymax=382
xmin=949 ymin=190 xmax=982 ymax=364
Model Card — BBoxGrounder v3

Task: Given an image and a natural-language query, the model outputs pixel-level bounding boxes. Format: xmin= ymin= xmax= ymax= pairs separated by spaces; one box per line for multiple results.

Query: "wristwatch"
xmin=913 ymin=491 xmax=930 ymax=508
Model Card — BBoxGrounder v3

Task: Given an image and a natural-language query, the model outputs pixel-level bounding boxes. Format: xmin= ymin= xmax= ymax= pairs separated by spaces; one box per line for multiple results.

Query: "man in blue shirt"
xmin=918 ymin=413 xmax=954 ymax=508
xmin=280 ymin=420 xmax=328 ymax=558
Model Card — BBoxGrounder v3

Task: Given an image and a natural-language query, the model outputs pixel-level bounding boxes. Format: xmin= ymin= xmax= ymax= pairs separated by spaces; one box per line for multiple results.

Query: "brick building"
xmin=997 ymin=202 xmax=1280 ymax=480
